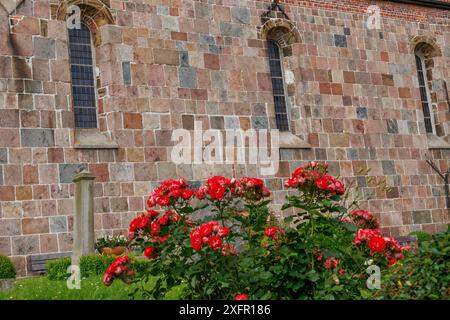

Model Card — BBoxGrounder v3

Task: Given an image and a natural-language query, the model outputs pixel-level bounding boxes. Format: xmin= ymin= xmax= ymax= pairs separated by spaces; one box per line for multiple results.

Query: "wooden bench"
xmin=27 ymin=252 xmax=72 ymax=275
xmin=395 ymin=235 xmax=418 ymax=247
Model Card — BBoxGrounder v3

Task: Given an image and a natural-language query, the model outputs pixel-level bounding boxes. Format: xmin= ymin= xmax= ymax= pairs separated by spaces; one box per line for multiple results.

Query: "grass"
xmin=0 ymin=275 xmax=185 ymax=300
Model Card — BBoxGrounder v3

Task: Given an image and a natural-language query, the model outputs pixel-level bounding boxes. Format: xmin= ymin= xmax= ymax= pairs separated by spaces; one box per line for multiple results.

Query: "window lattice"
xmin=68 ymin=24 xmax=97 ymax=128
xmin=415 ymin=54 xmax=433 ymax=133
xmin=267 ymin=40 xmax=289 ymax=131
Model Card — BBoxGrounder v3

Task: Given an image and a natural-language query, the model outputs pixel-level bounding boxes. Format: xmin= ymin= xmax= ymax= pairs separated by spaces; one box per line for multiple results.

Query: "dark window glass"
xmin=267 ymin=40 xmax=289 ymax=131
xmin=68 ymin=24 xmax=97 ymax=128
xmin=415 ymin=54 xmax=433 ymax=133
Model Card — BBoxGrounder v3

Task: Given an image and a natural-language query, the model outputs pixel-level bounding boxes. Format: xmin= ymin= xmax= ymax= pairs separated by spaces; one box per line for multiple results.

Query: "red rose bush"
xmin=103 ymin=161 xmax=410 ymax=300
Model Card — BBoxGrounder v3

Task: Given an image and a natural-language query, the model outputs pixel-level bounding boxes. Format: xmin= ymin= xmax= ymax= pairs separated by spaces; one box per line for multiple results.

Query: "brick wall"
xmin=0 ymin=0 xmax=449 ymax=276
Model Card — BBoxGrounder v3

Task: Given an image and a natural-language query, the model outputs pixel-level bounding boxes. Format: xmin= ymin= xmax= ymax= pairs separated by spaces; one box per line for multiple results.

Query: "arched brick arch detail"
xmin=259 ymin=18 xmax=301 ymax=57
xmin=55 ymin=0 xmax=115 ymax=46
xmin=410 ymin=36 xmax=442 ymax=58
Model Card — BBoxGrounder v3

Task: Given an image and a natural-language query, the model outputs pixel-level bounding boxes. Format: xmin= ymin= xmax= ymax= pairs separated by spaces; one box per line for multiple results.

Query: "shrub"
xmin=46 ymin=257 xmax=71 ymax=280
xmin=376 ymin=226 xmax=450 ymax=300
xmin=0 ymin=255 xmax=16 ymax=280
xmin=46 ymin=255 xmax=151 ymax=281
xmin=103 ymin=162 xmax=411 ymax=300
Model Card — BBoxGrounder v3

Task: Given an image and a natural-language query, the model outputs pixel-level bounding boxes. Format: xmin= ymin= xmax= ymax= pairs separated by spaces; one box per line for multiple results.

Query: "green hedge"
xmin=0 ymin=255 xmax=16 ymax=280
xmin=46 ymin=255 xmax=151 ymax=281
xmin=377 ymin=226 xmax=450 ymax=300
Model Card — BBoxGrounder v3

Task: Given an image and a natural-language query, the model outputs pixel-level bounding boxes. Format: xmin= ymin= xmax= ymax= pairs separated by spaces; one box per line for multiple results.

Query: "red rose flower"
xmin=325 ymin=257 xmax=340 ymax=269
xmin=181 ymin=189 xmax=194 ymax=200
xmin=143 ymin=247 xmax=155 ymax=259
xmin=199 ymin=223 xmax=213 ymax=237
xmin=102 ymin=272 xmax=114 ymax=287
xmin=103 ymin=256 xmax=131 ymax=287
xmin=234 ymin=294 xmax=248 ymax=300
xmin=147 ymin=210 xmax=160 ymax=218
xmin=217 ymin=226 xmax=230 ymax=237
xmin=207 ymin=235 xmax=222 ymax=250
xmin=264 ymin=227 xmax=282 ymax=240
xmin=368 ymin=236 xmax=386 ymax=254
xmin=209 ymin=185 xmax=225 ymax=200
xmin=157 ymin=235 xmax=170 ymax=243
xmin=129 ymin=214 xmax=149 ymax=233
xmin=157 ymin=213 xmax=170 ymax=226
xmin=150 ymin=221 xmax=161 ymax=236
xmin=387 ymin=257 xmax=398 ymax=266
xmin=190 ymin=230 xmax=203 ymax=251
xmin=195 ymin=187 xmax=206 ymax=200
xmin=221 ymin=245 xmax=237 ymax=256
xmin=315 ymin=178 xmax=328 ymax=190
xmin=157 ymin=195 xmax=170 ymax=206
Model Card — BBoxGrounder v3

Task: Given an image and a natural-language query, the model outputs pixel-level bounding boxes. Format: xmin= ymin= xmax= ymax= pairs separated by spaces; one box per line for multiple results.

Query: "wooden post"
xmin=72 ymin=170 xmax=96 ymax=265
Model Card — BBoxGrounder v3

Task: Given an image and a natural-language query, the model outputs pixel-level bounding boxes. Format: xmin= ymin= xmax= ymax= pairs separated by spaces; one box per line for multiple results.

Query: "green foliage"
xmin=46 ymin=255 xmax=151 ymax=280
xmin=0 ymin=275 xmax=186 ymax=300
xmin=376 ymin=227 xmax=450 ymax=300
xmin=80 ymin=255 xmax=116 ymax=278
xmin=408 ymin=230 xmax=432 ymax=243
xmin=95 ymin=235 xmax=129 ymax=251
xmin=0 ymin=255 xmax=16 ymax=280
xmin=45 ymin=257 xmax=71 ymax=280
xmin=117 ymin=164 xmax=446 ymax=300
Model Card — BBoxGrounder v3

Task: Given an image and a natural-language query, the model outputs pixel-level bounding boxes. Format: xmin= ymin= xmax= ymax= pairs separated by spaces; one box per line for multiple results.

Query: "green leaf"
xmin=305 ymin=270 xmax=320 ymax=282
xmin=342 ymin=222 xmax=357 ymax=232
xmin=259 ymin=271 xmax=272 ymax=281
xmin=408 ymin=230 xmax=432 ymax=242
xmin=284 ymin=216 xmax=294 ymax=224
xmin=179 ymin=206 xmax=194 ymax=214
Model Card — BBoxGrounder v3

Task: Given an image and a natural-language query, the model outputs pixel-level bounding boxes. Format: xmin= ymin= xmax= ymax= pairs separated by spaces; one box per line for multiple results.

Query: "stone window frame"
xmin=267 ymin=39 xmax=290 ymax=132
xmin=55 ymin=0 xmax=118 ymax=149
xmin=258 ymin=18 xmax=310 ymax=149
xmin=68 ymin=22 xmax=99 ymax=129
xmin=414 ymin=47 xmax=436 ymax=134
xmin=410 ymin=36 xmax=450 ymax=149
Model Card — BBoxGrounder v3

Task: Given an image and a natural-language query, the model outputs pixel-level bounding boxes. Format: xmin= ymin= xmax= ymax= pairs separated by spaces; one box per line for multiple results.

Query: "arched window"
xmin=68 ymin=23 xmax=98 ymax=128
xmin=414 ymin=48 xmax=435 ymax=134
xmin=267 ymin=40 xmax=289 ymax=131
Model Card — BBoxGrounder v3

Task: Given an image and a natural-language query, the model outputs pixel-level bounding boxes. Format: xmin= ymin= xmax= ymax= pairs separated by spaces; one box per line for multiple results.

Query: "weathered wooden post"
xmin=72 ymin=170 xmax=96 ymax=265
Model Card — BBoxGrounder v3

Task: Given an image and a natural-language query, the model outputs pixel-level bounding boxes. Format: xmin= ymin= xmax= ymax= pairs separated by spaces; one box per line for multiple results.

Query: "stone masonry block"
xmin=0 ymin=109 xmax=20 ymax=127
xmin=22 ymin=218 xmax=49 ymax=234
xmin=0 ymin=219 xmax=20 ymax=236
xmin=0 ymin=129 xmax=20 ymax=147
xmin=231 ymin=7 xmax=250 ymax=24
xmin=219 ymin=22 xmax=243 ymax=37
xmin=21 ymin=129 xmax=54 ymax=147
xmin=153 ymin=49 xmax=180 ymax=66
xmin=59 ymin=163 xmax=87 ymax=183
xmin=49 ymin=216 xmax=68 ymax=233
xmin=134 ymin=163 xmax=157 ymax=181
xmin=110 ymin=197 xmax=129 ymax=212
xmin=179 ymin=67 xmax=198 ymax=88
xmin=12 ymin=235 xmax=40 ymax=255
xmin=33 ymin=37 xmax=55 ymax=59
xmin=110 ymin=163 xmax=134 ymax=181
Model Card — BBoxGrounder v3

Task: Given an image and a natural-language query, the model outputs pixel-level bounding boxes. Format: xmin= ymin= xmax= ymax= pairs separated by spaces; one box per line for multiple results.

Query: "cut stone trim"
xmin=55 ymin=0 xmax=115 ymax=46
xmin=426 ymin=134 xmax=450 ymax=149
xmin=279 ymin=132 xmax=311 ymax=149
xmin=258 ymin=18 xmax=301 ymax=55
xmin=73 ymin=129 xmax=118 ymax=149
xmin=410 ymin=35 xmax=442 ymax=58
